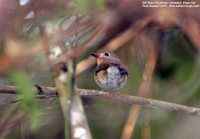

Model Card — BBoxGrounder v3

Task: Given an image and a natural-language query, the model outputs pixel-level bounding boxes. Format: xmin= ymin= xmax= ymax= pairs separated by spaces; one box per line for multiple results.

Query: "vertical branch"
xmin=70 ymin=13 xmax=92 ymax=139
xmin=41 ymin=22 xmax=72 ymax=139
xmin=141 ymin=111 xmax=151 ymax=139
xmin=50 ymin=60 xmax=72 ymax=139
xmin=64 ymin=58 xmax=74 ymax=138
xmin=121 ymin=47 xmax=158 ymax=139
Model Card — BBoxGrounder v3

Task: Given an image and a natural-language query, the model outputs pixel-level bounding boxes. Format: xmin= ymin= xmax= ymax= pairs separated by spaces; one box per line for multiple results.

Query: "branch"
xmin=0 ymin=86 xmax=200 ymax=116
xmin=121 ymin=37 xmax=159 ymax=139
xmin=78 ymin=89 xmax=200 ymax=116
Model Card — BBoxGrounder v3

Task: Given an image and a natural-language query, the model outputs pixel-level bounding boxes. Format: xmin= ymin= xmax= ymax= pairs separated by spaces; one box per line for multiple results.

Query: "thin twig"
xmin=0 ymin=104 xmax=20 ymax=136
xmin=1 ymin=86 xmax=200 ymax=116
xmin=121 ymin=47 xmax=158 ymax=139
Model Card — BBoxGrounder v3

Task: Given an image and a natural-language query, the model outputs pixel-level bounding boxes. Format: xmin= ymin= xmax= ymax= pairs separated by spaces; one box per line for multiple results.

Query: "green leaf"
xmin=75 ymin=0 xmax=105 ymax=13
xmin=10 ymin=71 xmax=40 ymax=131
xmin=75 ymin=0 xmax=89 ymax=12
xmin=96 ymin=0 xmax=106 ymax=8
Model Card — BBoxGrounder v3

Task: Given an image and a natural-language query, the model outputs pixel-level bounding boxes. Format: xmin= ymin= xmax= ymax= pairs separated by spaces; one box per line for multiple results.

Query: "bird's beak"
xmin=91 ymin=53 xmax=99 ymax=58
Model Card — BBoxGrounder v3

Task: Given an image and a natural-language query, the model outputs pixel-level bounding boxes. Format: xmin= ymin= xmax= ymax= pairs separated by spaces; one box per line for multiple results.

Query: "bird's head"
xmin=91 ymin=50 xmax=121 ymax=65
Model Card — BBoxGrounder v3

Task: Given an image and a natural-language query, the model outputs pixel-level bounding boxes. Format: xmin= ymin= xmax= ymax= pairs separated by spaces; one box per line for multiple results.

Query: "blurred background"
xmin=0 ymin=0 xmax=200 ymax=139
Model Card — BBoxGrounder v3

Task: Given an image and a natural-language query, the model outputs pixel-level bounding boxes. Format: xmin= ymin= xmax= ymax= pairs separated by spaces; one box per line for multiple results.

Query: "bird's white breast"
xmin=107 ymin=66 xmax=120 ymax=76
xmin=95 ymin=66 xmax=127 ymax=91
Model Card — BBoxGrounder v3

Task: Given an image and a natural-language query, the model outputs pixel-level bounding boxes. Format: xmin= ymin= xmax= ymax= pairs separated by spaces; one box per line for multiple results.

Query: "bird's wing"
xmin=117 ymin=64 xmax=129 ymax=76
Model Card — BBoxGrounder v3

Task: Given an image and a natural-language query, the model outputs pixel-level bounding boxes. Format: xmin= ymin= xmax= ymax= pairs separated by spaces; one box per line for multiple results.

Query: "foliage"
xmin=10 ymin=71 xmax=40 ymax=131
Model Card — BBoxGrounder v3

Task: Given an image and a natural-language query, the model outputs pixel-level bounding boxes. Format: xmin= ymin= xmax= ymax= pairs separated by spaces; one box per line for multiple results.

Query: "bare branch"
xmin=1 ymin=86 xmax=200 ymax=116
xmin=78 ymin=89 xmax=200 ymax=116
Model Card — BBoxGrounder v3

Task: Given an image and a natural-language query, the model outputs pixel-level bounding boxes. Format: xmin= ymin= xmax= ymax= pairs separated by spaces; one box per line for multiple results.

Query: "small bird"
xmin=91 ymin=50 xmax=128 ymax=91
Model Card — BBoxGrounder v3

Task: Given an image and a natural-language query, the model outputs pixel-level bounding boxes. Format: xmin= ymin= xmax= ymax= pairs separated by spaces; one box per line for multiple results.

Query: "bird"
xmin=91 ymin=50 xmax=128 ymax=91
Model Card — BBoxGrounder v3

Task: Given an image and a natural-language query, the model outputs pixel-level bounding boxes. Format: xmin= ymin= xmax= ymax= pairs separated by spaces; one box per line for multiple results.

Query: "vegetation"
xmin=0 ymin=0 xmax=200 ymax=139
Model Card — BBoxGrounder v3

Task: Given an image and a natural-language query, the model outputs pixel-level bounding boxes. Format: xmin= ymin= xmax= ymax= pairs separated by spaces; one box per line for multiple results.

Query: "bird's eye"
xmin=104 ymin=52 xmax=109 ymax=57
